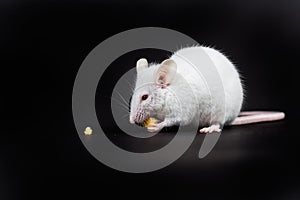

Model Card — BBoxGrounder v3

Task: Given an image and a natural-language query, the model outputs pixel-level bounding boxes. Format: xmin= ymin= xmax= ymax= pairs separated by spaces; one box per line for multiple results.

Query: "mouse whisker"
xmin=109 ymin=94 xmax=128 ymax=108
xmin=121 ymin=113 xmax=129 ymax=119
xmin=110 ymin=97 xmax=130 ymax=111
xmin=114 ymin=90 xmax=129 ymax=107
xmin=123 ymin=77 xmax=135 ymax=92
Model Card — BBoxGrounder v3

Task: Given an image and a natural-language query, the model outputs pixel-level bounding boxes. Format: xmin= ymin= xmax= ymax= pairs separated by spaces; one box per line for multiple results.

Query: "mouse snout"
xmin=130 ymin=111 xmax=147 ymax=124
xmin=130 ymin=115 xmax=141 ymax=124
xmin=129 ymin=116 xmax=135 ymax=124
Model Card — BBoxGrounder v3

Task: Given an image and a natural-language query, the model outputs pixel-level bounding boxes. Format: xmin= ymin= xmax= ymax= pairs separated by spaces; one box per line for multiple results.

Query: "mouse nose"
xmin=129 ymin=117 xmax=135 ymax=124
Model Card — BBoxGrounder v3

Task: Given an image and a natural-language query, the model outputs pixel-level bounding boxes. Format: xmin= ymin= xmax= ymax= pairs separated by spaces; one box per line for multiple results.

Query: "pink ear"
xmin=156 ymin=59 xmax=177 ymax=88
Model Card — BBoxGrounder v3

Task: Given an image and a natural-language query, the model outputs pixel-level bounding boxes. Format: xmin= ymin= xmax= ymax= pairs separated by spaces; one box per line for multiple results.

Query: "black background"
xmin=1 ymin=0 xmax=300 ymax=199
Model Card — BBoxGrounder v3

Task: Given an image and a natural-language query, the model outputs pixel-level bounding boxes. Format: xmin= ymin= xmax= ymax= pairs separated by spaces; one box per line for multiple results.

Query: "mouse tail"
xmin=231 ymin=111 xmax=285 ymax=125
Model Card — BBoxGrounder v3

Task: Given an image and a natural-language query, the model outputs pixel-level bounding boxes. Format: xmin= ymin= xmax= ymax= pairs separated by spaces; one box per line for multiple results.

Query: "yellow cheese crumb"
xmin=84 ymin=127 xmax=93 ymax=136
xmin=142 ymin=117 xmax=159 ymax=127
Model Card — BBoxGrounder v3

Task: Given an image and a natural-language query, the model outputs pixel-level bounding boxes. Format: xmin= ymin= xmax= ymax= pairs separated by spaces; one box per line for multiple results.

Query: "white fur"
xmin=130 ymin=46 xmax=244 ymax=132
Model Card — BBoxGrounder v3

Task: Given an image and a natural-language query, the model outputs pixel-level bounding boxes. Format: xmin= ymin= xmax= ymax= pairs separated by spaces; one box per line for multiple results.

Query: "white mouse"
xmin=129 ymin=46 xmax=285 ymax=133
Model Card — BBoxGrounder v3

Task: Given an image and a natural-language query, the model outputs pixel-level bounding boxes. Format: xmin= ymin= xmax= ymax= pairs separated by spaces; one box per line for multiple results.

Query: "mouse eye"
xmin=141 ymin=94 xmax=148 ymax=101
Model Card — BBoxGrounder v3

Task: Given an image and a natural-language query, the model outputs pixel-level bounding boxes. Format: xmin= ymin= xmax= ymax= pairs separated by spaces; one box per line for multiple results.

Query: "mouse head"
xmin=129 ymin=58 xmax=177 ymax=124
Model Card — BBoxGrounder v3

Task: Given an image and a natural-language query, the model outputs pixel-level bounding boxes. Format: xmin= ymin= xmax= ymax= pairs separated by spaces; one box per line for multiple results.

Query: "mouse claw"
xmin=199 ymin=125 xmax=221 ymax=134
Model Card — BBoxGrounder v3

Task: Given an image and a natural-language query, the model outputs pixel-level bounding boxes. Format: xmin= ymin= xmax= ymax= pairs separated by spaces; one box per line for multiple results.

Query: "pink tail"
xmin=231 ymin=111 xmax=285 ymax=125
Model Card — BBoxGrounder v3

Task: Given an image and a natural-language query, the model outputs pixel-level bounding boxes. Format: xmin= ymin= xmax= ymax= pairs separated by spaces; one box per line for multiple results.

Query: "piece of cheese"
xmin=84 ymin=127 xmax=93 ymax=136
xmin=142 ymin=117 xmax=159 ymax=127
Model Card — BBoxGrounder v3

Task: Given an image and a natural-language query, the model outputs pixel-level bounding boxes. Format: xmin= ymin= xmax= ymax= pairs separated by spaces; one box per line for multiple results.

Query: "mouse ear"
xmin=136 ymin=58 xmax=148 ymax=73
xmin=155 ymin=59 xmax=177 ymax=88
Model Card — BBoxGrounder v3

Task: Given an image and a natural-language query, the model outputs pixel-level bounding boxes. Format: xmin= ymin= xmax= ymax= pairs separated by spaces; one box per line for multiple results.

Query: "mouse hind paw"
xmin=199 ymin=124 xmax=221 ymax=134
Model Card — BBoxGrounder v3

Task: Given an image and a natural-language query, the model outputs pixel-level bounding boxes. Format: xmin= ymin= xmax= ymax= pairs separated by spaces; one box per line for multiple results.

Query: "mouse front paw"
xmin=147 ymin=122 xmax=164 ymax=133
